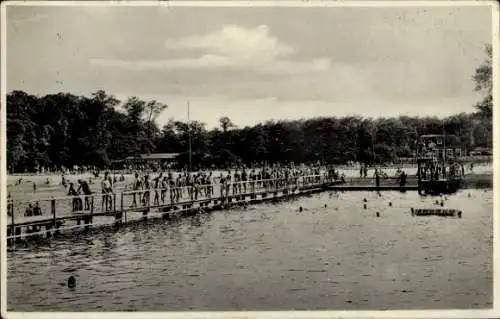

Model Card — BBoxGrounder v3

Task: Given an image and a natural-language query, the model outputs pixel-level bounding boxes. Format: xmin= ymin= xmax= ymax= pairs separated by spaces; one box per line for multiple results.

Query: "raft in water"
xmin=411 ymin=208 xmax=462 ymax=218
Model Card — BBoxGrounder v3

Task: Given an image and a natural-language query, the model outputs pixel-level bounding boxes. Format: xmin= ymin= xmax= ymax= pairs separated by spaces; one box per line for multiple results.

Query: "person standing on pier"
xmin=68 ymin=182 xmax=80 ymax=212
xmin=193 ymin=173 xmax=200 ymax=200
xmin=101 ymin=172 xmax=112 ymax=211
xmin=160 ymin=176 xmax=168 ymax=204
xmin=175 ymin=175 xmax=182 ymax=202
xmin=375 ymin=169 xmax=380 ymax=189
xmin=241 ymin=169 xmax=248 ymax=194
xmin=225 ymin=171 xmax=232 ymax=196
xmin=131 ymin=172 xmax=141 ymax=208
xmin=77 ymin=179 xmax=93 ymax=210
xmin=208 ymin=172 xmax=214 ymax=197
xmin=233 ymin=171 xmax=240 ymax=195
xmin=153 ymin=173 xmax=162 ymax=206
xmin=169 ymin=175 xmax=176 ymax=203
xmin=142 ymin=174 xmax=150 ymax=206
xmin=33 ymin=202 xmax=42 ymax=216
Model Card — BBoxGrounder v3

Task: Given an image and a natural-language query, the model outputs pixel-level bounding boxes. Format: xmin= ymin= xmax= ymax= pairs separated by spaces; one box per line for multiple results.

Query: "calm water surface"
xmin=8 ymin=190 xmax=493 ymax=311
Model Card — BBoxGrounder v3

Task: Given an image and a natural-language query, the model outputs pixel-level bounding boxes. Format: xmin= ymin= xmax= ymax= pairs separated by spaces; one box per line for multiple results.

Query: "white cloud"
xmin=164 ymin=24 xmax=294 ymax=63
xmin=89 ymin=24 xmax=331 ymax=74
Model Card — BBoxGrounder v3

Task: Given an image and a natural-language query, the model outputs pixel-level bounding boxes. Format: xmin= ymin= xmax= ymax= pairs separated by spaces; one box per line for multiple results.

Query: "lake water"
xmin=7 ymin=189 xmax=493 ymax=311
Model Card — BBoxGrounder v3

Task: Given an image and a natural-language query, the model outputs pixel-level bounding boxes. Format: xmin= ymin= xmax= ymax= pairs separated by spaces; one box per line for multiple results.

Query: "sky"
xmin=6 ymin=3 xmax=494 ymax=129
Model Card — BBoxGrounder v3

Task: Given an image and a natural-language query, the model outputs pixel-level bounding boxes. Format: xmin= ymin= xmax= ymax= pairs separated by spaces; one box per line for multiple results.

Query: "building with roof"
xmin=113 ymin=153 xmax=180 ymax=169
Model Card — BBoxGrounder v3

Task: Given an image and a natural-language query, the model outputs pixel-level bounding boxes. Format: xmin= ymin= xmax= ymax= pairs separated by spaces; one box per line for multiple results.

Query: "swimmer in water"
xmin=67 ymin=276 xmax=76 ymax=288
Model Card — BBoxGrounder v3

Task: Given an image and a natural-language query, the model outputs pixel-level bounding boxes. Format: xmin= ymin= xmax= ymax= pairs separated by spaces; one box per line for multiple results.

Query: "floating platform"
xmin=411 ymin=208 xmax=462 ymax=218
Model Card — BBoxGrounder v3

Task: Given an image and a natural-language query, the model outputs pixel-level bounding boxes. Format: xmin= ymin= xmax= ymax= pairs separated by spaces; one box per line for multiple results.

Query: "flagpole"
xmin=443 ymin=119 xmax=446 ymax=164
xmin=187 ymin=101 xmax=192 ymax=172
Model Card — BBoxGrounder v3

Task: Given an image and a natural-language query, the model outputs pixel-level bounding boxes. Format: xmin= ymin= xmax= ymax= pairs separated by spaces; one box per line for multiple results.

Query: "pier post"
xmin=86 ymin=196 xmax=94 ymax=231
xmin=15 ymin=227 xmax=21 ymax=242
xmin=142 ymin=190 xmax=150 ymax=218
xmin=84 ymin=216 xmax=91 ymax=231
xmin=51 ymin=198 xmax=56 ymax=228
xmin=45 ymin=224 xmax=52 ymax=238
xmin=51 ymin=198 xmax=60 ymax=236
xmin=7 ymin=226 xmax=12 ymax=246
xmin=114 ymin=212 xmax=123 ymax=226
xmin=55 ymin=221 xmax=62 ymax=236
xmin=121 ymin=192 xmax=127 ymax=223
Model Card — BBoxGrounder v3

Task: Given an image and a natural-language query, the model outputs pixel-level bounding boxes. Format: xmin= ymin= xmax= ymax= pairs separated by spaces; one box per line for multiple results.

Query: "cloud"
xmin=89 ymin=24 xmax=331 ymax=74
xmin=164 ymin=24 xmax=294 ymax=62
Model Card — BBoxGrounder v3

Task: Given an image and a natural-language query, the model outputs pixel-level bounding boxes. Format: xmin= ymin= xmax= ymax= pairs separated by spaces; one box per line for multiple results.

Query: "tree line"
xmin=6 ymin=45 xmax=492 ymax=173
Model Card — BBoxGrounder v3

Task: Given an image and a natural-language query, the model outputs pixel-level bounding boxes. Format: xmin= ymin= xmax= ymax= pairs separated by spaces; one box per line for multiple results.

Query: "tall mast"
xmin=187 ymin=101 xmax=192 ymax=172
xmin=442 ymin=119 xmax=446 ymax=164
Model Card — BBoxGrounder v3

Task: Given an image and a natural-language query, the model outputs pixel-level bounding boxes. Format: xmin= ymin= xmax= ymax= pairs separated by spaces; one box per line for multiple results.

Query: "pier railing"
xmin=6 ymin=174 xmax=331 ymax=241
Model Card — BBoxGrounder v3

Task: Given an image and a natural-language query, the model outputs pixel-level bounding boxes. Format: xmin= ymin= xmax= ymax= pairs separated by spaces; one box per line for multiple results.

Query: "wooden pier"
xmin=7 ymin=175 xmax=337 ymax=245
xmin=7 ymin=172 xmax=490 ymax=246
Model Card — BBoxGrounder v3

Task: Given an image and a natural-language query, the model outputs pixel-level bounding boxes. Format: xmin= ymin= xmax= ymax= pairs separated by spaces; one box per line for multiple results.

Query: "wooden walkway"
xmin=7 ymin=172 xmax=490 ymax=245
xmin=7 ymin=175 xmax=337 ymax=244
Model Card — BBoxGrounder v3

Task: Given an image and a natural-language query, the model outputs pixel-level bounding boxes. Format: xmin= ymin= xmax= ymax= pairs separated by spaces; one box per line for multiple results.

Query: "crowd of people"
xmin=43 ymin=165 xmax=346 ymax=212
xmin=123 ymin=165 xmax=346 ymax=209
xmin=13 ymin=161 xmax=470 ymax=216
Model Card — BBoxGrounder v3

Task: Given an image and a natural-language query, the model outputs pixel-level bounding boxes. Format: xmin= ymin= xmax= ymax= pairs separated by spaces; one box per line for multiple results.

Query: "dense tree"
xmin=473 ymin=44 xmax=493 ymax=119
xmin=6 ymin=90 xmax=492 ymax=172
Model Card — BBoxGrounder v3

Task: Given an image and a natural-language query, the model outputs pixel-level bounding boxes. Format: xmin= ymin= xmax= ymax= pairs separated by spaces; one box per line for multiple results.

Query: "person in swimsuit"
xmin=153 ymin=173 xmax=162 ymax=206
xmin=161 ymin=176 xmax=168 ymax=204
